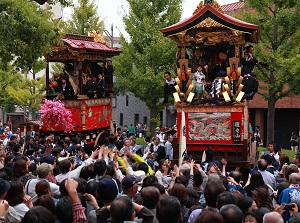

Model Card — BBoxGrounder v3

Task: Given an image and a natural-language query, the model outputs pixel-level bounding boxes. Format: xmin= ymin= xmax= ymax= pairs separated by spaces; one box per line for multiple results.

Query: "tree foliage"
xmin=113 ymin=0 xmax=182 ymax=129
xmin=67 ymin=0 xmax=105 ymax=35
xmin=32 ymin=0 xmax=73 ymax=7
xmin=241 ymin=0 xmax=300 ymax=143
xmin=0 ymin=0 xmax=62 ymax=70
xmin=0 ymin=67 xmax=23 ymax=113
xmin=6 ymin=76 xmax=46 ymax=113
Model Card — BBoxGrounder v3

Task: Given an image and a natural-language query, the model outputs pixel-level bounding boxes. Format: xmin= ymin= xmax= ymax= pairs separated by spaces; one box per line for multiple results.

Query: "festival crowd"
xmin=0 ymin=123 xmax=300 ymax=223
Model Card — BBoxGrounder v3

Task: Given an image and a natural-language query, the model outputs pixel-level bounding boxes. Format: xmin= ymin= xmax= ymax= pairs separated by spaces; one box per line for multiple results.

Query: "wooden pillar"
xmin=46 ymin=62 xmax=50 ymax=90
xmin=78 ymin=61 xmax=83 ymax=95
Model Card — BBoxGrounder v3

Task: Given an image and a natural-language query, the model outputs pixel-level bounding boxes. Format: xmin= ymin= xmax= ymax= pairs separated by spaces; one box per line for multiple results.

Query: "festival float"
xmin=35 ymin=32 xmax=121 ymax=150
xmin=160 ymin=0 xmax=260 ymax=168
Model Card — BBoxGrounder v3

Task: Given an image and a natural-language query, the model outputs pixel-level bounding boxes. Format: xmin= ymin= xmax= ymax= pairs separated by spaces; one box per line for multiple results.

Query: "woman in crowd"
xmin=6 ymin=180 xmax=33 ymax=219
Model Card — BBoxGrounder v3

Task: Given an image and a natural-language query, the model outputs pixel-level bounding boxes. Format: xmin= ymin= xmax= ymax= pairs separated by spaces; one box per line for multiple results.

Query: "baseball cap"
xmin=0 ymin=178 xmax=10 ymax=194
xmin=37 ymin=163 xmax=54 ymax=176
xmin=40 ymin=155 xmax=55 ymax=165
xmin=97 ymin=178 xmax=118 ymax=203
xmin=122 ymin=175 xmax=142 ymax=189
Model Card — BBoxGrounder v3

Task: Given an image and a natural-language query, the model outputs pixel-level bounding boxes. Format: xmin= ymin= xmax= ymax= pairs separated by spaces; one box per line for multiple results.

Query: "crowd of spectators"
xmin=0 ymin=124 xmax=299 ymax=223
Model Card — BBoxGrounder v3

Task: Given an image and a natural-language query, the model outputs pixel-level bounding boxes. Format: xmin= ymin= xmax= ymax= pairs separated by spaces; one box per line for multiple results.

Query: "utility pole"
xmin=104 ymin=23 xmax=114 ymax=48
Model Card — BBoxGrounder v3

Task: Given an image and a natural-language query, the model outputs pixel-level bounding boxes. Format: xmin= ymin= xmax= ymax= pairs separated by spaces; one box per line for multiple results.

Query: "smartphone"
xmin=281 ymin=203 xmax=295 ymax=211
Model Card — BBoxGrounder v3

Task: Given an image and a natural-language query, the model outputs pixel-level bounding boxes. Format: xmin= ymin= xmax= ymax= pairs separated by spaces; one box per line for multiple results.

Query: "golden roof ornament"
xmin=193 ymin=0 xmax=224 ymax=14
xmin=88 ymin=30 xmax=106 ymax=44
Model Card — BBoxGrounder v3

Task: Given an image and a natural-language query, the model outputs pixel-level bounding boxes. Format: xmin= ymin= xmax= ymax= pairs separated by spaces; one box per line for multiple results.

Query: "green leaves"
xmin=0 ymin=0 xmax=61 ymax=70
xmin=242 ymin=0 xmax=300 ymax=99
xmin=6 ymin=76 xmax=46 ymax=113
xmin=67 ymin=0 xmax=105 ymax=35
xmin=114 ymin=0 xmax=182 ymax=109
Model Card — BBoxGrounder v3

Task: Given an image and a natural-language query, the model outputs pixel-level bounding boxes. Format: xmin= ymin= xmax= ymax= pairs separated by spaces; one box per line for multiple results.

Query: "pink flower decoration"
xmin=39 ymin=99 xmax=74 ymax=133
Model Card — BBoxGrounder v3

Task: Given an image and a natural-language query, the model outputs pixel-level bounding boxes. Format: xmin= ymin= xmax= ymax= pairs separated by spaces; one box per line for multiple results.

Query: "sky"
xmin=63 ymin=0 xmax=238 ymax=37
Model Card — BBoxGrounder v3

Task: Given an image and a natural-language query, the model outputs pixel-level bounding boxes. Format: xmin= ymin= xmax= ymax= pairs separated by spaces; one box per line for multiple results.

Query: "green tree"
xmin=113 ymin=0 xmax=182 ymax=133
xmin=32 ymin=0 xmax=72 ymax=6
xmin=0 ymin=0 xmax=62 ymax=70
xmin=6 ymin=76 xmax=46 ymax=114
xmin=0 ymin=67 xmax=23 ymax=113
xmin=67 ymin=0 xmax=105 ymax=35
xmin=241 ymin=0 xmax=300 ymax=145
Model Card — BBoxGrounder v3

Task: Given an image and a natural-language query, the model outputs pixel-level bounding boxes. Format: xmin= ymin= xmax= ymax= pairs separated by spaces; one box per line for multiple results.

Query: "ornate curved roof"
xmin=160 ymin=3 xmax=260 ymax=45
xmin=45 ymin=34 xmax=122 ymax=62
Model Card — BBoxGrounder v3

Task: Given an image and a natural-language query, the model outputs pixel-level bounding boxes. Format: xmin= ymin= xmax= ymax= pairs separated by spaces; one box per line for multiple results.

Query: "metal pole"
xmin=111 ymin=23 xmax=113 ymax=48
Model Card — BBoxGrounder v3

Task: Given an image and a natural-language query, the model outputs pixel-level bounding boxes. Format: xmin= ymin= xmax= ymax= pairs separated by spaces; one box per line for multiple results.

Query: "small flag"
xmin=179 ymin=109 xmax=187 ymax=166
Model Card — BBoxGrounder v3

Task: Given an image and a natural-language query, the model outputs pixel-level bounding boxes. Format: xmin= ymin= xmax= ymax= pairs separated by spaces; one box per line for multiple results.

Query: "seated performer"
xmin=83 ymin=74 xmax=97 ymax=99
xmin=212 ymin=50 xmax=229 ymax=80
xmin=58 ymin=77 xmax=74 ymax=98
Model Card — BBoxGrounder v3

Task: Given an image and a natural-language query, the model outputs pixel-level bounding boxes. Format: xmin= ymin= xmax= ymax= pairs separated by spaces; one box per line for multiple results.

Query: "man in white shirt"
xmin=165 ymin=135 xmax=174 ymax=161
xmin=257 ymin=159 xmax=277 ymax=192
xmin=25 ymin=163 xmax=60 ymax=203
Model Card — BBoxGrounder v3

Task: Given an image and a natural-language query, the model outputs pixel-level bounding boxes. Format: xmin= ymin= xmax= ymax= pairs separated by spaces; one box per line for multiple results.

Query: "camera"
xmin=281 ymin=203 xmax=295 ymax=211
xmin=149 ymin=144 xmax=154 ymax=153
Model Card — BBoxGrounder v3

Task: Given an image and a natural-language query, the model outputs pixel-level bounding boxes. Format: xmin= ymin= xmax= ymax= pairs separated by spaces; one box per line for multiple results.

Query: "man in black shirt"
xmin=241 ymin=66 xmax=258 ymax=100
xmin=83 ymin=74 xmax=97 ymax=98
xmin=241 ymin=45 xmax=258 ymax=73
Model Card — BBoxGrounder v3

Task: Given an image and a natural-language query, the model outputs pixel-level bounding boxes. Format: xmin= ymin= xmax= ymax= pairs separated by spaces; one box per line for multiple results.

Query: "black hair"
xmin=22 ymin=205 xmax=57 ymax=223
xmin=6 ymin=180 xmax=24 ymax=206
xmin=246 ymin=45 xmax=254 ymax=51
xmin=261 ymin=154 xmax=273 ymax=165
xmin=137 ymin=162 xmax=149 ymax=175
xmin=55 ymin=196 xmax=73 ymax=223
xmin=205 ymin=147 xmax=214 ymax=160
xmin=58 ymin=159 xmax=72 ymax=174
xmin=242 ymin=66 xmax=250 ymax=75
xmin=141 ymin=186 xmax=160 ymax=209
xmin=152 ymin=182 xmax=166 ymax=194
xmin=52 ymin=147 xmax=62 ymax=157
xmin=85 ymin=181 xmax=99 ymax=198
xmin=8 ymin=142 xmax=15 ymax=148
xmin=13 ymin=143 xmax=21 ymax=153
xmin=217 ymin=191 xmax=237 ymax=209
xmin=10 ymin=135 xmax=17 ymax=141
xmin=64 ymin=139 xmax=70 ymax=146
xmin=94 ymin=159 xmax=107 ymax=176
xmin=257 ymin=159 xmax=267 ymax=171
xmin=229 ymin=171 xmax=242 ymax=183
xmin=71 ymin=137 xmax=77 ymax=144
xmin=235 ymin=194 xmax=254 ymax=213
xmin=142 ymin=175 xmax=158 ymax=188
xmin=175 ymin=175 xmax=188 ymax=187
xmin=79 ymin=164 xmax=96 ymax=181
xmin=27 ymin=148 xmax=35 ymax=156
xmin=156 ymin=196 xmax=181 ymax=223
xmin=106 ymin=164 xmax=115 ymax=177
xmin=204 ymin=178 xmax=225 ymax=207
xmin=34 ymin=195 xmax=55 ymax=214
xmin=186 ymin=187 xmax=200 ymax=208
xmin=110 ymin=196 xmax=134 ymax=223
xmin=249 ymin=171 xmax=265 ymax=190
xmin=220 ymin=204 xmax=243 ymax=223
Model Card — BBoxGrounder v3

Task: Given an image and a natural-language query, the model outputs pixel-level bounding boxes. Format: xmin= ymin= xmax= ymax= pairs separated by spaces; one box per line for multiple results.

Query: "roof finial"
xmin=204 ymin=0 xmax=214 ymax=5
xmin=193 ymin=0 xmax=224 ymax=14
